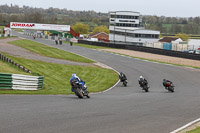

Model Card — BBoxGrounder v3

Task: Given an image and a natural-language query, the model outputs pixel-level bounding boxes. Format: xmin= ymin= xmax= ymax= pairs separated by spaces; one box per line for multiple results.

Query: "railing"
xmin=0 ymin=53 xmax=32 ymax=73
xmin=0 ymin=73 xmax=44 ymax=90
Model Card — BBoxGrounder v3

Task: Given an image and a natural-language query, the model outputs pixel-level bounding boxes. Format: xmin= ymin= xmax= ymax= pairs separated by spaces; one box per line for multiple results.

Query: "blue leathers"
xmin=70 ymin=74 xmax=85 ymax=92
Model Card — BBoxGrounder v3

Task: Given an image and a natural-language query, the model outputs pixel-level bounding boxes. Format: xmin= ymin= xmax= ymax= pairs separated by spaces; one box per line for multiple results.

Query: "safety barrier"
xmin=78 ymin=40 xmax=200 ymax=61
xmin=0 ymin=53 xmax=32 ymax=73
xmin=0 ymin=73 xmax=44 ymax=90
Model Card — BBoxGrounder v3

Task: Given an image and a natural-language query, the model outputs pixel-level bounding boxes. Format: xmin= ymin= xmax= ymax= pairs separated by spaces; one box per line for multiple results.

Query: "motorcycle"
xmin=139 ymin=81 xmax=149 ymax=92
xmin=164 ymin=82 xmax=175 ymax=92
xmin=71 ymin=80 xmax=90 ymax=98
xmin=119 ymin=73 xmax=128 ymax=87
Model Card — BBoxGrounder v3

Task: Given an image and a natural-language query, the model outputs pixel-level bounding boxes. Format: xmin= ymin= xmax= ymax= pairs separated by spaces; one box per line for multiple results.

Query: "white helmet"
xmin=72 ymin=73 xmax=76 ymax=77
xmin=140 ymin=76 xmax=143 ymax=79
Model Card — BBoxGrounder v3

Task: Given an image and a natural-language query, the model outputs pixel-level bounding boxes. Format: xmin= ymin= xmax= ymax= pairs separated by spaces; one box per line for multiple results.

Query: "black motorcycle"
xmin=164 ymin=82 xmax=175 ymax=92
xmin=139 ymin=81 xmax=149 ymax=92
xmin=70 ymin=80 xmax=90 ymax=98
xmin=119 ymin=72 xmax=128 ymax=87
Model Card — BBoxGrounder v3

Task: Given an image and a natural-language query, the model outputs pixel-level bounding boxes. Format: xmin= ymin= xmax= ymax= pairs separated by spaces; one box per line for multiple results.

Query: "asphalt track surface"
xmin=1 ymin=33 xmax=200 ymax=133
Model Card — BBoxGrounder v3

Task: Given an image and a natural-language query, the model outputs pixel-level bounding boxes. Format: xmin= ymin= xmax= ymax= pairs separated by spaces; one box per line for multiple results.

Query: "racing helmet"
xmin=72 ymin=73 xmax=76 ymax=77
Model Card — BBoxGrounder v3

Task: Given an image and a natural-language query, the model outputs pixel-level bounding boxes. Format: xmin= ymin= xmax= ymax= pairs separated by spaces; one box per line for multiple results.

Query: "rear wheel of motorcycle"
xmin=84 ymin=90 xmax=90 ymax=98
xmin=75 ymin=88 xmax=84 ymax=98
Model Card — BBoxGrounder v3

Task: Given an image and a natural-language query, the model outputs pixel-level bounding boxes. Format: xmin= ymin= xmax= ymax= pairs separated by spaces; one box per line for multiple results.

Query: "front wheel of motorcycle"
xmin=86 ymin=94 xmax=90 ymax=98
xmin=143 ymin=86 xmax=149 ymax=92
xmin=170 ymin=87 xmax=174 ymax=92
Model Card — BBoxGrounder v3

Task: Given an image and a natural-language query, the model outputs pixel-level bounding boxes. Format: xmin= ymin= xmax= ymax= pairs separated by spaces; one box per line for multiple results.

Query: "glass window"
xmin=155 ymin=35 xmax=159 ymax=38
xmin=110 ymin=15 xmax=115 ymax=18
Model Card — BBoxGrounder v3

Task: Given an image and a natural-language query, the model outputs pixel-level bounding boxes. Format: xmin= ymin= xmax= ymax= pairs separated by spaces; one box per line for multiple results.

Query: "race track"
xmin=0 ymin=32 xmax=200 ymax=133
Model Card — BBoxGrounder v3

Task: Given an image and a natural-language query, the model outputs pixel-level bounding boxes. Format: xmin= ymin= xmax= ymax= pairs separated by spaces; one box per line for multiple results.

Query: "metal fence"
xmin=0 ymin=53 xmax=32 ymax=73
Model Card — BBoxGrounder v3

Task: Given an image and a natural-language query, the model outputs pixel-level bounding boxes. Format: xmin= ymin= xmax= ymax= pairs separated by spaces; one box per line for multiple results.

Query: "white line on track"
xmin=170 ymin=118 xmax=200 ymax=133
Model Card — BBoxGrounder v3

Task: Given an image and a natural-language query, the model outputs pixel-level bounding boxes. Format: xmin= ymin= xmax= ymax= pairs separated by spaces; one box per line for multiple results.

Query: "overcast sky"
xmin=1 ymin=0 xmax=200 ymax=17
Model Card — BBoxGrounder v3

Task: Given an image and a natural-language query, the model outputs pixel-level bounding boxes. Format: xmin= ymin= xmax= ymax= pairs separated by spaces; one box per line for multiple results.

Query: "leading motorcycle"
xmin=70 ymin=80 xmax=90 ymax=98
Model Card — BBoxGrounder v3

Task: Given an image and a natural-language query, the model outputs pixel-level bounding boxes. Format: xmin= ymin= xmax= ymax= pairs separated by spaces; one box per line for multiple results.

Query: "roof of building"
xmin=89 ymin=32 xmax=108 ymax=37
xmin=159 ymin=37 xmax=179 ymax=43
xmin=109 ymin=11 xmax=140 ymax=14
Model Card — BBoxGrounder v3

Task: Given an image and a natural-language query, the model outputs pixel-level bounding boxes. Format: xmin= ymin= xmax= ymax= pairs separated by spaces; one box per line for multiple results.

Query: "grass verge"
xmin=0 ymin=60 xmax=32 ymax=75
xmin=9 ymin=39 xmax=94 ymax=63
xmin=0 ymin=36 xmax=17 ymax=39
xmin=0 ymin=54 xmax=118 ymax=95
xmin=63 ymin=41 xmax=112 ymax=49
xmin=14 ymin=28 xmax=24 ymax=32
xmin=187 ymin=127 xmax=200 ymax=133
xmin=0 ymin=26 xmax=4 ymax=29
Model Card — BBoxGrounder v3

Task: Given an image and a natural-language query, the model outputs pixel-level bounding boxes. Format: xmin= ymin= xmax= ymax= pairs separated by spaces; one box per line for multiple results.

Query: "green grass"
xmin=0 ymin=55 xmax=118 ymax=95
xmin=0 ymin=26 xmax=4 ymax=30
xmin=187 ymin=127 xmax=200 ymax=133
xmin=9 ymin=39 xmax=94 ymax=63
xmin=0 ymin=36 xmax=17 ymax=39
xmin=162 ymin=24 xmax=172 ymax=29
xmin=190 ymin=37 xmax=200 ymax=39
xmin=14 ymin=28 xmax=24 ymax=32
xmin=0 ymin=60 xmax=32 ymax=75
xmin=64 ymin=41 xmax=112 ymax=49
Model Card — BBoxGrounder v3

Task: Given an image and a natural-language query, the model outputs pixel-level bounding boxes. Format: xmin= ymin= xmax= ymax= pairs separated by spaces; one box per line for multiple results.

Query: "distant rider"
xmin=163 ymin=79 xmax=172 ymax=88
xmin=138 ymin=76 xmax=149 ymax=87
xmin=119 ymin=72 xmax=127 ymax=82
xmin=70 ymin=74 xmax=87 ymax=93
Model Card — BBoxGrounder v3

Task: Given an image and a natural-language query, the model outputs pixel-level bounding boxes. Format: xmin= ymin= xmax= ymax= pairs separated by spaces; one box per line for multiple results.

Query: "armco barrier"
xmin=0 ymin=73 xmax=44 ymax=90
xmin=0 ymin=53 xmax=32 ymax=73
xmin=78 ymin=40 xmax=200 ymax=61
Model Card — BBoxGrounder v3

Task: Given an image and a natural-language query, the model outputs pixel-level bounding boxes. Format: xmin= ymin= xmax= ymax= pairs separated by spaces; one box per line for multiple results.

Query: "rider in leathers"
xmin=138 ymin=76 xmax=149 ymax=88
xmin=163 ymin=79 xmax=172 ymax=88
xmin=70 ymin=74 xmax=87 ymax=93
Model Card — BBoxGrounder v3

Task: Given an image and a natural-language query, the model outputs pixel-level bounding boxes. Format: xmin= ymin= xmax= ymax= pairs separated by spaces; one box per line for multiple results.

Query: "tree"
xmin=32 ymin=11 xmax=43 ymax=23
xmin=175 ymin=33 xmax=189 ymax=41
xmin=92 ymin=18 xmax=101 ymax=25
xmin=71 ymin=22 xmax=89 ymax=34
xmin=92 ymin=25 xmax=109 ymax=34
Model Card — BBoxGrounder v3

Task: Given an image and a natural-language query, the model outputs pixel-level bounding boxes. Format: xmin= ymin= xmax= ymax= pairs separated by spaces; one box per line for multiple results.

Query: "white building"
xmin=109 ymin=11 xmax=160 ymax=44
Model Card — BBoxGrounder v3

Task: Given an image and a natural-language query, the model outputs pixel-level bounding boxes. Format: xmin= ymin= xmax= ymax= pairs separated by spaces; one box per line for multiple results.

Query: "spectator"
xmin=55 ymin=39 xmax=58 ymax=45
xmin=59 ymin=38 xmax=62 ymax=45
xmin=70 ymin=39 xmax=73 ymax=46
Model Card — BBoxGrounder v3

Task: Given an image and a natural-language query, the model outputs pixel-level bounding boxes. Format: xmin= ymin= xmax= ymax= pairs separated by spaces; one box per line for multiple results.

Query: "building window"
xmin=110 ymin=30 xmax=159 ymax=39
xmin=110 ymin=15 xmax=115 ymax=18
xmin=114 ymin=15 xmax=140 ymax=20
xmin=155 ymin=35 xmax=159 ymax=38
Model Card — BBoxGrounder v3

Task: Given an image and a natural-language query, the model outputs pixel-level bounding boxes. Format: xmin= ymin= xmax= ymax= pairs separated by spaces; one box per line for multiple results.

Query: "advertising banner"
xmin=10 ymin=22 xmax=70 ymax=31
